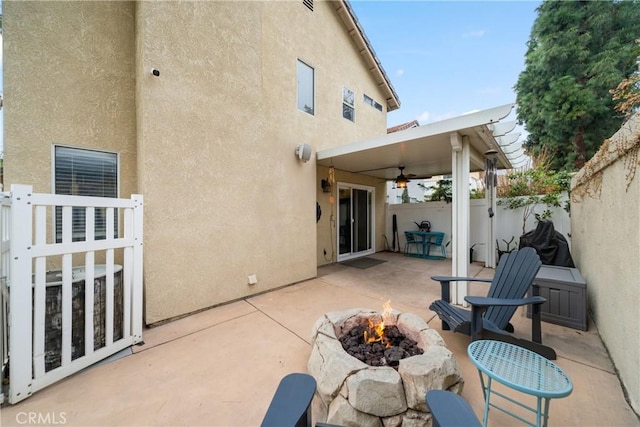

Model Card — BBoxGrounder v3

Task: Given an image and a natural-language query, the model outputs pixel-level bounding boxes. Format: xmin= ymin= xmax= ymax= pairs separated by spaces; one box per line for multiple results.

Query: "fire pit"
xmin=308 ymin=307 xmax=464 ymax=426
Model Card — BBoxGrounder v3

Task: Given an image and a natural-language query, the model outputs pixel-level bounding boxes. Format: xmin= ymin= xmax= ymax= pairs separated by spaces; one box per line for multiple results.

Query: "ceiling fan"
xmin=395 ymin=166 xmax=415 ymax=189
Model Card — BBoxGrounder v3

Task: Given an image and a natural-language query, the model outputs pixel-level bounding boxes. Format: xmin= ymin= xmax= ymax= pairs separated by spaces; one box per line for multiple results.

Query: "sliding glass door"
xmin=337 ymin=183 xmax=375 ymax=261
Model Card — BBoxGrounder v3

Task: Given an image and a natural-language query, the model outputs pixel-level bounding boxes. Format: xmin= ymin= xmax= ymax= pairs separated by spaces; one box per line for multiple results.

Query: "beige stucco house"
xmin=3 ymin=0 xmax=400 ymax=324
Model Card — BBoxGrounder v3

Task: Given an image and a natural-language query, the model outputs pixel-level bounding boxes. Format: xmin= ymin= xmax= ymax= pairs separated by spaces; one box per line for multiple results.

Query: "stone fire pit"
xmin=308 ymin=308 xmax=464 ymax=426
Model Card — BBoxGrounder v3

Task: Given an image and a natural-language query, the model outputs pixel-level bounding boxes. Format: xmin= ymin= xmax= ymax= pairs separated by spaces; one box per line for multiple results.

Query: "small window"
xmin=303 ymin=0 xmax=313 ymax=11
xmin=54 ymin=146 xmax=118 ymax=242
xmin=297 ymin=60 xmax=315 ymax=115
xmin=342 ymin=87 xmax=355 ymax=122
xmin=364 ymin=94 xmax=383 ymax=112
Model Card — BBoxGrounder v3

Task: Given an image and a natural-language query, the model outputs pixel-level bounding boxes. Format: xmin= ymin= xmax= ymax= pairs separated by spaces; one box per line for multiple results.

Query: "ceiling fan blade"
xmin=355 ymin=165 xmax=399 ymax=174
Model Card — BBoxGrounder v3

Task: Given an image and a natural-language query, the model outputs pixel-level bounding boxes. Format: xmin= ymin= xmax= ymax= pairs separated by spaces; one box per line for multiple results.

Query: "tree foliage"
xmin=498 ymin=150 xmax=571 ymax=234
xmin=515 ymin=0 xmax=640 ymax=171
xmin=610 ymin=41 xmax=640 ymax=118
xmin=401 ymin=187 xmax=410 ymax=204
xmin=429 ymin=179 xmax=452 ymax=203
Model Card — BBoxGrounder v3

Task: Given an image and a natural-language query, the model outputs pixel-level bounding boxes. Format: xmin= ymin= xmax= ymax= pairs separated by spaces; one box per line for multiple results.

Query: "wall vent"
xmin=303 ymin=0 xmax=313 ymax=11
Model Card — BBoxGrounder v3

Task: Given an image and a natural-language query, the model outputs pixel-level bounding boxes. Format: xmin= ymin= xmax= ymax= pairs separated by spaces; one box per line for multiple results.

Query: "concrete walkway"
xmin=1 ymin=252 xmax=638 ymax=426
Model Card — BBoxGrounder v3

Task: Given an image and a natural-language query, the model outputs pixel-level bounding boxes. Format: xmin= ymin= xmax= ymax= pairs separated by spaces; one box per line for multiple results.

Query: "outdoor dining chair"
xmin=403 ymin=231 xmax=422 ymax=255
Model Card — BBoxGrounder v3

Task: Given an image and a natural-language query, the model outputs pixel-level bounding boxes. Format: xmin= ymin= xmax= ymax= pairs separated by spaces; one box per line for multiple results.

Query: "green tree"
xmin=429 ymin=179 xmax=452 ymax=203
xmin=401 ymin=187 xmax=410 ymax=204
xmin=515 ymin=0 xmax=640 ymax=171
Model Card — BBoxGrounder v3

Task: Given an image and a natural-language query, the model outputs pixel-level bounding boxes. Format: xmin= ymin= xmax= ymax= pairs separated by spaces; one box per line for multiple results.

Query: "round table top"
xmin=468 ymin=340 xmax=573 ymax=398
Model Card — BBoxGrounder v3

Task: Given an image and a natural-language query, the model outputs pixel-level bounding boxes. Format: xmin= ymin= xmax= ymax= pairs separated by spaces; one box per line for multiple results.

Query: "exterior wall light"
xmin=295 ymin=143 xmax=312 ymax=162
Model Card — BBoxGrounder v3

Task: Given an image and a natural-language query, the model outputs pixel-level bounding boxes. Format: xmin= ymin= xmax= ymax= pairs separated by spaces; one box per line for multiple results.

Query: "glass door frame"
xmin=336 ymin=182 xmax=376 ymax=262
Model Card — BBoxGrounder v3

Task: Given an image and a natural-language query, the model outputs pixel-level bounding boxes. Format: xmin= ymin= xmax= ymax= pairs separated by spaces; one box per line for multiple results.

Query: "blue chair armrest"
xmin=464 ymin=296 xmax=546 ymax=307
xmin=431 ymin=277 xmax=492 ymax=303
xmin=431 ymin=276 xmax=493 ymax=283
xmin=465 ymin=296 xmax=547 ymax=343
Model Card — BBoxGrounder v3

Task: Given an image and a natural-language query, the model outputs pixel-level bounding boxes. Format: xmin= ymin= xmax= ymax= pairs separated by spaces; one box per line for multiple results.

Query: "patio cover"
xmin=317 ymin=103 xmax=526 ymax=305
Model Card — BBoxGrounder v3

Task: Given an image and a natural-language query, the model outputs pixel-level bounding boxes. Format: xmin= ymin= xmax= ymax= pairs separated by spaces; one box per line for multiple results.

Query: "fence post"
xmin=131 ymin=194 xmax=144 ymax=343
xmin=9 ymin=185 xmax=34 ymax=403
xmin=0 ymin=192 xmax=11 ymax=404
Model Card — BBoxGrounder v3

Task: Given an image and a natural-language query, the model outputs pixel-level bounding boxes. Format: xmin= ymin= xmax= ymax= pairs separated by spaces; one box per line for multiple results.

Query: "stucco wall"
xmin=570 ymin=113 xmax=640 ymax=414
xmin=3 ymin=1 xmax=137 ymax=198
xmin=4 ymin=1 xmax=392 ymax=324
xmin=135 ymin=1 xmax=390 ymax=323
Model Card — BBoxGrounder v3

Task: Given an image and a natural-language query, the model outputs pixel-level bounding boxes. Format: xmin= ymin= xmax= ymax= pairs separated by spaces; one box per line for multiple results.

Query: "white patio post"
xmin=450 ymin=133 xmax=470 ymax=305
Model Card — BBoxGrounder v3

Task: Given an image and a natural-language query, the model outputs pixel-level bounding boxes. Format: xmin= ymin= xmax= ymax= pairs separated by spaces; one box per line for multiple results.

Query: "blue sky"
xmin=1 ymin=31 xmax=3 ymax=154
xmin=349 ymin=1 xmax=542 ymax=127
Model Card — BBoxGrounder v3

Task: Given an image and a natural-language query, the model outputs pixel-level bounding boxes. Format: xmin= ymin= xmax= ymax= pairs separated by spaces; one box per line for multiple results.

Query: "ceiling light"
xmin=395 ymin=166 xmax=410 ymax=189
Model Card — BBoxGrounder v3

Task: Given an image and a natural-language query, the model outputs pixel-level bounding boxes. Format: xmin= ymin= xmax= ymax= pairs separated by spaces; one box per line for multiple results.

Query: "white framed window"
xmin=342 ymin=86 xmax=355 ymax=122
xmin=364 ymin=94 xmax=383 ymax=112
xmin=53 ymin=146 xmax=119 ymax=242
xmin=297 ymin=59 xmax=315 ymax=115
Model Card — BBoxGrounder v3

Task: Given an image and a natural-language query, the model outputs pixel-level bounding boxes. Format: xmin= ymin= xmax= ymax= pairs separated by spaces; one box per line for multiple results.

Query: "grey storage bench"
xmin=528 ymin=265 xmax=587 ymax=331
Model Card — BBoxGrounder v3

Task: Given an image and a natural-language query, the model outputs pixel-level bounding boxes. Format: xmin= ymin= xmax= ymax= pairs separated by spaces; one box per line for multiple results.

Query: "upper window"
xmin=54 ymin=146 xmax=118 ymax=242
xmin=297 ymin=60 xmax=315 ymax=115
xmin=342 ymin=87 xmax=355 ymax=122
xmin=364 ymin=94 xmax=383 ymax=112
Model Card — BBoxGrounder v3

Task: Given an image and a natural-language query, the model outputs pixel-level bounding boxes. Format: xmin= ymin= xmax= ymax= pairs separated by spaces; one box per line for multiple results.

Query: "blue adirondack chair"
xmin=429 ymin=247 xmax=556 ymax=359
xmin=426 ymin=390 xmax=481 ymax=427
xmin=261 ymin=373 xmax=316 ymax=427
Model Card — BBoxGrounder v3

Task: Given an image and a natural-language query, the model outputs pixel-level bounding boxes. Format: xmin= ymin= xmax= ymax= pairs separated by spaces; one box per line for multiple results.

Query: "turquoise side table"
xmin=468 ymin=340 xmax=573 ymax=427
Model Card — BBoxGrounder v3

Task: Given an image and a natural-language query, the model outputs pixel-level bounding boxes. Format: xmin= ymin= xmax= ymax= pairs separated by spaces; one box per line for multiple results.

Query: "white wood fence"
xmin=386 ymin=197 xmax=571 ymax=262
xmin=0 ymin=184 xmax=144 ymax=404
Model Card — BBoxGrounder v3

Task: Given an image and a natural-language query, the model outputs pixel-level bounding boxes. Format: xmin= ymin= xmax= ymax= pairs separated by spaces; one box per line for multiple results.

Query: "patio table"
xmin=467 ymin=340 xmax=573 ymax=427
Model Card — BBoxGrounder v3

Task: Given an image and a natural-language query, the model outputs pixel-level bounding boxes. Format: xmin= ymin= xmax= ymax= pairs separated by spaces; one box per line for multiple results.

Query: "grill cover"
xmin=519 ymin=220 xmax=574 ymax=267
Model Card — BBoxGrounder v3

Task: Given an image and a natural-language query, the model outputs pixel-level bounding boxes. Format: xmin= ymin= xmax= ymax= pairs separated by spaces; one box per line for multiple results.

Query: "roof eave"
xmin=333 ymin=0 xmax=401 ymax=112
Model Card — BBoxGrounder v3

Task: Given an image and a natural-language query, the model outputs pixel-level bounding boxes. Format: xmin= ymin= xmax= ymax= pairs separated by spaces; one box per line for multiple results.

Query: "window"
xmin=302 ymin=0 xmax=313 ymax=11
xmin=297 ymin=60 xmax=314 ymax=115
xmin=364 ymin=94 xmax=383 ymax=112
xmin=54 ymin=146 xmax=118 ymax=242
xmin=342 ymin=87 xmax=355 ymax=122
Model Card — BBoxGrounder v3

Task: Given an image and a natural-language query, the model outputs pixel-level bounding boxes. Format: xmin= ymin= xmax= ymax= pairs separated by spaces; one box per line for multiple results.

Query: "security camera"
xmin=151 ymin=68 xmax=160 ymax=77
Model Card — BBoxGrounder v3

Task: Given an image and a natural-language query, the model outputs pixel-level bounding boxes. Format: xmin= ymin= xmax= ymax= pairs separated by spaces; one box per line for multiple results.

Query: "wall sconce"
xmin=295 ymin=143 xmax=312 ymax=162
xmin=321 ymin=179 xmax=332 ymax=193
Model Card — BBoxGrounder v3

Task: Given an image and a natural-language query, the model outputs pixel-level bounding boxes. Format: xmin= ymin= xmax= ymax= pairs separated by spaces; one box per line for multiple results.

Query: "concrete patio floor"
xmin=1 ymin=251 xmax=638 ymax=426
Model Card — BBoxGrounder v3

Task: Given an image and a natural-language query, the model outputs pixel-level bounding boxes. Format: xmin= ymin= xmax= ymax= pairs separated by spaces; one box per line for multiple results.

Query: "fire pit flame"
xmin=363 ymin=300 xmax=394 ymax=348
xmin=364 ymin=318 xmax=391 ymax=348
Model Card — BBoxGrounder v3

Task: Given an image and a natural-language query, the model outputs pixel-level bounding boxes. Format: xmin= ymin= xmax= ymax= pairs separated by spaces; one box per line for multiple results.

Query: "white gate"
xmin=0 ymin=184 xmax=144 ymax=404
